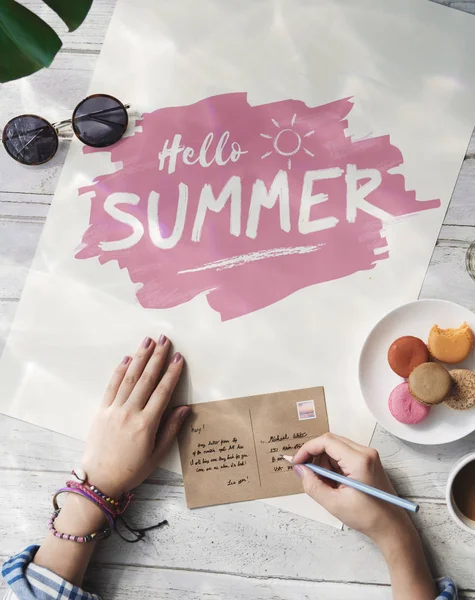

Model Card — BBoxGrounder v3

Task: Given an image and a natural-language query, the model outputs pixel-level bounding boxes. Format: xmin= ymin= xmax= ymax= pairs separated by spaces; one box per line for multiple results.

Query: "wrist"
xmin=54 ymin=493 xmax=108 ymax=536
xmin=80 ymin=467 xmax=125 ymax=499
xmin=374 ymin=516 xmax=437 ymax=599
xmin=372 ymin=515 xmax=418 ymax=559
xmin=35 ymin=492 xmax=108 ymax=588
xmin=376 ymin=521 xmax=428 ymax=572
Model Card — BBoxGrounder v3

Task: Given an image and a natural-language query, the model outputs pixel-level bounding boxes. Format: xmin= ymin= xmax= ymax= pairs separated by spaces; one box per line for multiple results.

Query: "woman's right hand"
xmin=292 ymin=433 xmax=414 ymax=546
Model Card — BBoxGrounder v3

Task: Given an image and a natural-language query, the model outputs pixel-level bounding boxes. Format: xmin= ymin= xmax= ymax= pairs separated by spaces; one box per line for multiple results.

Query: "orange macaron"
xmin=387 ymin=336 xmax=430 ymax=378
xmin=428 ymin=322 xmax=474 ymax=364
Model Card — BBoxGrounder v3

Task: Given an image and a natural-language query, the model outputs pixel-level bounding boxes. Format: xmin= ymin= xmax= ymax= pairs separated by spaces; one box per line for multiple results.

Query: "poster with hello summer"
xmin=1 ymin=0 xmax=475 ymax=526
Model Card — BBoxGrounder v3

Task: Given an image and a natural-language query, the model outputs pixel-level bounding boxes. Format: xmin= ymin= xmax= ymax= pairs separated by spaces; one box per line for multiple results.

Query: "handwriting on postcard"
xmin=262 ymin=431 xmax=308 ymax=474
xmin=178 ymin=387 xmax=329 ymax=508
xmin=189 ymin=435 xmax=249 ymax=475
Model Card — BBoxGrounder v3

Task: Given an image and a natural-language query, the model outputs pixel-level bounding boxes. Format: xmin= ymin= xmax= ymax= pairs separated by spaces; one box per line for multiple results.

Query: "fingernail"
xmin=178 ymin=406 xmax=191 ymax=422
xmin=142 ymin=336 xmax=152 ymax=349
xmin=293 ymin=465 xmax=304 ymax=479
xmin=121 ymin=355 xmax=131 ymax=365
xmin=158 ymin=334 xmax=168 ymax=346
xmin=172 ymin=352 xmax=182 ymax=364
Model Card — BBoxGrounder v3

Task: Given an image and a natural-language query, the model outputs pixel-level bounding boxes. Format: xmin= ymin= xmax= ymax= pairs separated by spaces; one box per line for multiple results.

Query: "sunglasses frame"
xmin=72 ymin=93 xmax=129 ymax=148
xmin=1 ymin=93 xmax=130 ymax=166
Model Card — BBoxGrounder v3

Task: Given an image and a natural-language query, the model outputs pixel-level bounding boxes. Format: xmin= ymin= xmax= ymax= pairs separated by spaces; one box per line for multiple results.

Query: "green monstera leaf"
xmin=0 ymin=0 xmax=93 ymax=83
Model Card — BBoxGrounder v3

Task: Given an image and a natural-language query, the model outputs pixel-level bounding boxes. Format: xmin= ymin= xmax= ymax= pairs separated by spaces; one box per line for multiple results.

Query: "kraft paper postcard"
xmin=178 ymin=387 xmax=328 ymax=508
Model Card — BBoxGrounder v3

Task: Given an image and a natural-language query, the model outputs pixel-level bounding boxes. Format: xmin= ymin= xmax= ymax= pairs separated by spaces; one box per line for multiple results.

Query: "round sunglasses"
xmin=1 ymin=94 xmax=130 ymax=166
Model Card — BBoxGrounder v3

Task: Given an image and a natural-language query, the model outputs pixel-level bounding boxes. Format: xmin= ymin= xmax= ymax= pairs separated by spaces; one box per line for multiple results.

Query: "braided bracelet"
xmin=70 ymin=469 xmax=133 ymax=515
xmin=49 ymin=508 xmax=111 ymax=543
xmin=67 ymin=480 xmax=132 ymax=516
xmin=51 ymin=468 xmax=166 ymax=544
xmin=64 ymin=483 xmax=118 ymax=520
xmin=53 ymin=487 xmax=116 ymax=529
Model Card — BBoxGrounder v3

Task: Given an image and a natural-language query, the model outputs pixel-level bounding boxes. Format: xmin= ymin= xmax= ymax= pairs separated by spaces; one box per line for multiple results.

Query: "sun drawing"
xmin=260 ymin=113 xmax=314 ymax=170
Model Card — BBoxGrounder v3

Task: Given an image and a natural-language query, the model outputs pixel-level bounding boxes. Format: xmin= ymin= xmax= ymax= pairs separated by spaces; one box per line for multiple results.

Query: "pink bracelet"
xmin=48 ymin=508 xmax=111 ymax=543
xmin=50 ymin=468 xmax=167 ymax=544
xmin=67 ymin=479 xmax=132 ymax=516
xmin=53 ymin=487 xmax=116 ymax=529
xmin=70 ymin=469 xmax=133 ymax=515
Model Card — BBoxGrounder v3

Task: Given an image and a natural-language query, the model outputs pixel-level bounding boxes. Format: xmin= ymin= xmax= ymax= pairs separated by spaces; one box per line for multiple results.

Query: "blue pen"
xmin=281 ymin=455 xmax=419 ymax=513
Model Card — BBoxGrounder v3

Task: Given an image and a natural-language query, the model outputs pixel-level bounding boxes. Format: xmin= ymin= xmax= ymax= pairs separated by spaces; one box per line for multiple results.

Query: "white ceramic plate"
xmin=359 ymin=299 xmax=475 ymax=445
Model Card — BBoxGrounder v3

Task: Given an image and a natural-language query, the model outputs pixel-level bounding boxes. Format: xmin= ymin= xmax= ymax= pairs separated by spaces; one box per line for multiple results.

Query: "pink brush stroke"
xmin=76 ymin=93 xmax=440 ymax=321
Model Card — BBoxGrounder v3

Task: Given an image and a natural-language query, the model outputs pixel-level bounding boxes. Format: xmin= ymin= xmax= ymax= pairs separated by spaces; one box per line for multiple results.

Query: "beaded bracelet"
xmin=65 ymin=483 xmax=119 ymax=520
xmin=70 ymin=469 xmax=133 ymax=515
xmin=66 ymin=480 xmax=132 ymax=517
xmin=53 ymin=487 xmax=116 ymax=529
xmin=49 ymin=508 xmax=111 ymax=543
xmin=51 ymin=468 xmax=167 ymax=544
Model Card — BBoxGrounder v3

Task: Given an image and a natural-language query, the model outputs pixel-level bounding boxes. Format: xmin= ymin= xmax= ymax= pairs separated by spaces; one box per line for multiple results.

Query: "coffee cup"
xmin=446 ymin=452 xmax=475 ymax=534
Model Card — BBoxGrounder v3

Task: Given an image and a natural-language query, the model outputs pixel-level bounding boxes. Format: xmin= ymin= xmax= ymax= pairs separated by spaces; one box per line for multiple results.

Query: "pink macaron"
xmin=388 ymin=382 xmax=430 ymax=425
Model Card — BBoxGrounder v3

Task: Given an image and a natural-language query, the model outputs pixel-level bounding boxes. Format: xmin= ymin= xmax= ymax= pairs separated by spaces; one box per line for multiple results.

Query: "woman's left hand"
xmin=81 ymin=334 xmax=190 ymax=497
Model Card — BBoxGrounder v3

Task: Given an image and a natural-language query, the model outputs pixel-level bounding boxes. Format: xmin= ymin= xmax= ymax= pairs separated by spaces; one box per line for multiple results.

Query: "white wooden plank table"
xmin=1 ymin=1 xmax=475 ymax=598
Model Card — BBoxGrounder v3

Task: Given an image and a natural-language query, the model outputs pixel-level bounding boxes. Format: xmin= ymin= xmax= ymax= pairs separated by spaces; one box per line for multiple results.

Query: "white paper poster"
xmin=1 ymin=0 xmax=475 ymax=527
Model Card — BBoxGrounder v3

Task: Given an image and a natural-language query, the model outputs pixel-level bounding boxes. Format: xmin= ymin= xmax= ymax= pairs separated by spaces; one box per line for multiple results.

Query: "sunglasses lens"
xmin=2 ymin=115 xmax=58 ymax=165
xmin=72 ymin=95 xmax=128 ymax=147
